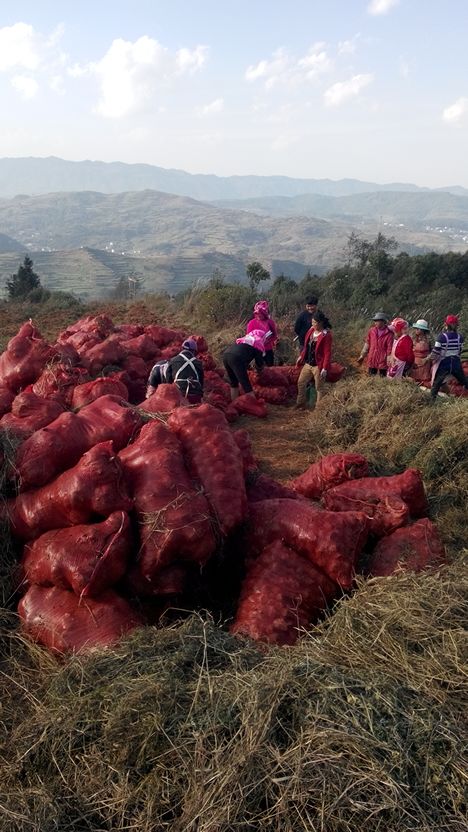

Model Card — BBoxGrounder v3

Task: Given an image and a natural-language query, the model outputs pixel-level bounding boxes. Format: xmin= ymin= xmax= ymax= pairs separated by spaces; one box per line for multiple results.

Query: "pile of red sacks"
xmin=414 ymin=359 xmax=468 ymax=398
xmin=0 ymin=317 xmax=446 ymax=652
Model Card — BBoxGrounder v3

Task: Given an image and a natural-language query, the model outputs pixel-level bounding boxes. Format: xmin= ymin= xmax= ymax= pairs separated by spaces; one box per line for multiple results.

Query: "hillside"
xmin=0 ymin=232 xmax=23 ymax=253
xmin=0 ymin=156 xmax=445 ymax=200
xmin=213 ymin=191 xmax=468 ymax=234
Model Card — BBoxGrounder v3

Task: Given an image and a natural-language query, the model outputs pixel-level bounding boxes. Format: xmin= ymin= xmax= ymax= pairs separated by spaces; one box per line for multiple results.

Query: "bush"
xmin=183 ymin=278 xmax=257 ymax=327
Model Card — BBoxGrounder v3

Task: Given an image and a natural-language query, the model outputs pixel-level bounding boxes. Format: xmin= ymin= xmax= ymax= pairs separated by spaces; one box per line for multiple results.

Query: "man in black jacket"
xmin=146 ymin=338 xmax=204 ymax=403
xmin=294 ymin=296 xmax=318 ymax=347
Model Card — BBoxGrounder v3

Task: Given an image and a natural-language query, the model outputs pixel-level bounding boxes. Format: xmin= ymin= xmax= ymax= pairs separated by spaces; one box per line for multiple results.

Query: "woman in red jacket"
xmin=295 ymin=311 xmax=332 ymax=408
xmin=357 ymin=312 xmax=393 ymax=376
xmin=387 ymin=318 xmax=415 ymax=378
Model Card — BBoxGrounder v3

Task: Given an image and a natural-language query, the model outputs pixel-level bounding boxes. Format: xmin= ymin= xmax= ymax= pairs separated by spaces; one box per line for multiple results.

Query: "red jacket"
xmin=393 ymin=334 xmax=415 ymax=364
xmin=299 ymin=329 xmax=333 ymax=372
xmin=364 ymin=326 xmax=393 ymax=370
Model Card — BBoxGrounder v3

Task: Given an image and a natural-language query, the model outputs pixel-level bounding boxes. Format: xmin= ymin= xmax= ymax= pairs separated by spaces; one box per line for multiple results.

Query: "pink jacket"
xmin=364 ymin=326 xmax=393 ymax=370
xmin=246 ymin=317 xmax=278 ymax=349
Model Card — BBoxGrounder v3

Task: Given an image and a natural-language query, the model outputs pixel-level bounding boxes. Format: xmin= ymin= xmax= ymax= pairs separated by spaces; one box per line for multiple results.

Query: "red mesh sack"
xmin=246 ymin=473 xmax=300 ymax=503
xmin=32 ymin=364 xmax=89 ymax=405
xmin=7 ymin=441 xmax=133 ymax=541
xmin=0 ymin=393 xmax=65 ymax=439
xmin=291 ymin=453 xmax=370 ymax=499
xmin=15 ymin=395 xmax=141 ymax=491
xmin=121 ymin=354 xmax=148 ymax=379
xmin=120 ymin=421 xmax=216 ymax=577
xmin=246 ymin=498 xmax=368 ymax=589
xmin=138 ymin=384 xmax=187 ymax=414
xmin=80 ymin=336 xmax=125 ymax=374
xmin=231 ymin=541 xmax=337 ymax=645
xmin=323 ymin=469 xmax=428 ymax=518
xmin=203 ymin=392 xmax=231 ymax=412
xmin=115 ymin=324 xmax=144 ymax=338
xmin=192 ymin=335 xmax=208 ymax=353
xmin=18 ymin=585 xmax=142 ymax=653
xmin=326 ymin=363 xmax=346 ymax=383
xmin=252 ymin=385 xmax=288 ymax=404
xmin=323 ymin=490 xmax=409 ymax=538
xmin=71 ymin=377 xmax=129 ymax=409
xmin=232 ymin=429 xmax=258 ymax=475
xmin=265 ymin=365 xmax=300 ymax=386
xmin=168 ymin=404 xmax=247 ymax=535
xmin=159 ymin=343 xmax=181 ymax=360
xmin=232 ymin=395 xmax=268 ymax=418
xmin=122 ymin=334 xmax=161 ymax=360
xmin=248 ymin=367 xmax=290 ymax=388
xmin=0 ymin=322 xmax=55 ymax=392
xmin=21 ymin=511 xmax=131 ymax=597
xmin=224 ymin=404 xmax=239 ymax=423
xmin=204 ymin=371 xmax=231 ymax=402
xmin=199 ymin=352 xmax=217 ymax=371
xmin=367 ymin=518 xmax=446 ymax=577
xmin=446 ymin=381 xmax=468 ymax=398
xmin=0 ymin=386 xmax=14 ymax=416
xmin=127 ymin=562 xmax=190 ymax=597
xmin=58 ymin=314 xmax=114 ymax=340
xmin=144 ymin=325 xmax=185 ymax=347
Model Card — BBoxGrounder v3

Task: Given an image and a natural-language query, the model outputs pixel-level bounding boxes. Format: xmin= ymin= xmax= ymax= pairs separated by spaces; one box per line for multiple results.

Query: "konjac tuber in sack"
xmin=323 ymin=491 xmax=409 ymax=538
xmin=21 ymin=511 xmax=132 ymax=597
xmin=367 ymin=518 xmax=446 ymax=577
xmin=18 ymin=585 xmax=142 ymax=653
xmin=7 ymin=441 xmax=133 ymax=540
xmin=321 ymin=469 xmax=428 ymax=518
xmin=231 ymin=541 xmax=337 ymax=645
xmin=291 ymin=453 xmax=369 ymax=499
xmin=245 ymin=498 xmax=368 ymax=589
xmin=119 ymin=421 xmax=216 ymax=578
xmin=168 ymin=404 xmax=247 ymax=535
xmin=15 ymin=395 xmax=142 ymax=490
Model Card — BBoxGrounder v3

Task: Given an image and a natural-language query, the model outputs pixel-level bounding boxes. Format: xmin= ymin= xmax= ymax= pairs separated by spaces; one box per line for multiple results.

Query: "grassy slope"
xmin=0 ymin=300 xmax=467 ymax=832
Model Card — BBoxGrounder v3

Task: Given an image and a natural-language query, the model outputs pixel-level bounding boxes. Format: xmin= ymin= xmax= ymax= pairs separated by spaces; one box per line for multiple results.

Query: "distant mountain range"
xmin=1 ymin=156 xmax=468 ymax=201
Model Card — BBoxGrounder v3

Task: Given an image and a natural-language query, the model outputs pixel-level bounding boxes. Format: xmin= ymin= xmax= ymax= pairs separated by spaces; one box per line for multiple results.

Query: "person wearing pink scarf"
xmin=246 ymin=300 xmax=278 ymax=366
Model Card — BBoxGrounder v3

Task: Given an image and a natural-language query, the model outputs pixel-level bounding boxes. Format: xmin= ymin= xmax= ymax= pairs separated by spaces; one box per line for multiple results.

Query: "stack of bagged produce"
xmin=0 ymin=317 xmax=446 ymax=653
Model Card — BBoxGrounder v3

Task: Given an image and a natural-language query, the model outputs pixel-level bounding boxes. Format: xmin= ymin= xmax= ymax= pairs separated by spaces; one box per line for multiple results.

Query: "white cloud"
xmin=367 ymin=0 xmax=400 ymax=15
xmin=11 ymin=74 xmax=39 ymax=99
xmin=0 ymin=22 xmax=42 ymax=71
xmin=324 ymin=73 xmax=373 ymax=107
xmin=199 ymin=97 xmax=224 ymax=116
xmin=73 ymin=36 xmax=207 ymax=118
xmin=338 ymin=34 xmax=361 ymax=55
xmin=442 ymin=97 xmax=468 ymax=125
xmin=245 ymin=43 xmax=332 ymax=90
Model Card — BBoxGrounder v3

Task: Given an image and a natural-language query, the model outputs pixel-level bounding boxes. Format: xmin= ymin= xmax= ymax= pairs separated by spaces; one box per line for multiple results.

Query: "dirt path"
xmin=238 ymin=405 xmax=315 ymax=482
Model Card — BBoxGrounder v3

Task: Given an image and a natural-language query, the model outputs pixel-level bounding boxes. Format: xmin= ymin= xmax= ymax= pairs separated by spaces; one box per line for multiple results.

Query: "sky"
xmin=0 ymin=0 xmax=468 ymax=187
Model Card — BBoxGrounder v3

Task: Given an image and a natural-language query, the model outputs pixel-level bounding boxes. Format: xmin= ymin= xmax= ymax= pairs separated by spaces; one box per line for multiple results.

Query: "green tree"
xmin=246 ymin=260 xmax=270 ymax=291
xmin=7 ymin=255 xmax=42 ymax=300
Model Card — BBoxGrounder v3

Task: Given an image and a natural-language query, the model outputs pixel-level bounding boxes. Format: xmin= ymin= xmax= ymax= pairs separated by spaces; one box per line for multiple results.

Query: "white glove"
xmin=320 ymin=369 xmax=327 ymax=381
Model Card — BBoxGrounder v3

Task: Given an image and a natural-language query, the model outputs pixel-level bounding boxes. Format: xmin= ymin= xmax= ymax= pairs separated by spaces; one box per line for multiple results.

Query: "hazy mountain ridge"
xmin=1 ymin=156 xmax=467 ymax=201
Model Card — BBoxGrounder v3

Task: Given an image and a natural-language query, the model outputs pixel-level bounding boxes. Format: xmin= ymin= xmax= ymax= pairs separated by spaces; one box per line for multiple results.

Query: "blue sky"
xmin=1 ymin=0 xmax=467 ymax=186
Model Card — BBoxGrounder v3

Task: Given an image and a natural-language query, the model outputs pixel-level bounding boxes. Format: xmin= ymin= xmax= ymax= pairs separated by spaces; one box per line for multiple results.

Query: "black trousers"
xmin=264 ymin=350 xmax=274 ymax=367
xmin=431 ymin=358 xmax=468 ymax=398
xmin=223 ymin=347 xmax=253 ymax=393
xmin=368 ymin=367 xmax=387 ymax=377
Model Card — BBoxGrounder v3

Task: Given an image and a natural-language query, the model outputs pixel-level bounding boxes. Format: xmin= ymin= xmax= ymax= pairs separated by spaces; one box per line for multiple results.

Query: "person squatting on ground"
xmin=246 ymin=300 xmax=278 ymax=366
xmin=146 ymin=338 xmax=204 ymax=403
xmin=410 ymin=319 xmax=432 ymax=384
xmin=222 ymin=329 xmax=269 ymax=401
xmin=295 ymin=311 xmax=332 ymax=409
xmin=357 ymin=312 xmax=393 ymax=376
xmin=294 ymin=296 xmax=319 ymax=348
xmin=429 ymin=314 xmax=468 ymax=399
xmin=387 ymin=318 xmax=415 ymax=379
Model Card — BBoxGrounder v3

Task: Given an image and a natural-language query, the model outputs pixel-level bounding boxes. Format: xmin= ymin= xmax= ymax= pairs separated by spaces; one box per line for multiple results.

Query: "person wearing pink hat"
xmin=428 ymin=315 xmax=468 ymax=399
xmin=387 ymin=319 xmax=415 ymax=379
xmin=246 ymin=300 xmax=278 ymax=366
xmin=222 ymin=329 xmax=269 ymax=400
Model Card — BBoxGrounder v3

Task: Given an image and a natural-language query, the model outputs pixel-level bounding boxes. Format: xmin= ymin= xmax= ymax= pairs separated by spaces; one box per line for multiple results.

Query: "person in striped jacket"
xmin=429 ymin=315 xmax=468 ymax=399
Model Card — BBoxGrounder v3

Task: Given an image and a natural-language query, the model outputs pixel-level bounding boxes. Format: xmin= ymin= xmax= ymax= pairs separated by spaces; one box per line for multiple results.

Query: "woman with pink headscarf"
xmin=387 ymin=319 xmax=415 ymax=379
xmin=246 ymin=300 xmax=278 ymax=366
xmin=222 ymin=329 xmax=269 ymax=400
